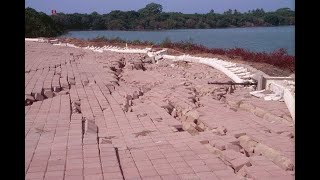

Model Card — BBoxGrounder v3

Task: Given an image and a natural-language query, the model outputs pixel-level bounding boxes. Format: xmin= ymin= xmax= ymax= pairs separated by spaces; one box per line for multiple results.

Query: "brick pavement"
xmin=25 ymin=41 xmax=294 ymax=180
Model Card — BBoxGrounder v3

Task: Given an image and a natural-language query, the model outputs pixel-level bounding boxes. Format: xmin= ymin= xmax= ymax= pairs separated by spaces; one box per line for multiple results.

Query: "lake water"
xmin=60 ymin=26 xmax=295 ymax=55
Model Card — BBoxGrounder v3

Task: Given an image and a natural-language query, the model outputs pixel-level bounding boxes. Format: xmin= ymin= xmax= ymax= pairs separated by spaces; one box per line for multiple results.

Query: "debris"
xmin=133 ymin=130 xmax=154 ymax=137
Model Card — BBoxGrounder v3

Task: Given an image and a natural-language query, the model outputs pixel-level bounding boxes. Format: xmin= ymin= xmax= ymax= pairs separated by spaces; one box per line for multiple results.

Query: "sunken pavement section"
xmin=25 ymin=41 xmax=294 ymax=180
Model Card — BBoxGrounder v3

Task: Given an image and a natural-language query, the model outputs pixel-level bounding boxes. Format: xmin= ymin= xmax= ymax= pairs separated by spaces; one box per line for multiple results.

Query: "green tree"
xmin=264 ymin=14 xmax=279 ymax=25
xmin=138 ymin=3 xmax=163 ymax=16
xmin=276 ymin=8 xmax=295 ymax=16
xmin=25 ymin=7 xmax=64 ymax=37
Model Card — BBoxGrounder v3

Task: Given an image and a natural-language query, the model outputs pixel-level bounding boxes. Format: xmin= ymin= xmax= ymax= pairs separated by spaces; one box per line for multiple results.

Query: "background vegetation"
xmin=25 ymin=3 xmax=294 ymax=36
xmin=25 ymin=8 xmax=64 ymax=37
xmin=26 ymin=3 xmax=294 ymax=33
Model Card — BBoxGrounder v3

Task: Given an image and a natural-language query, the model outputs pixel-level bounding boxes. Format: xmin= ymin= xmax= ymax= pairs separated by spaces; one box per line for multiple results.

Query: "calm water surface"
xmin=60 ymin=26 xmax=295 ymax=55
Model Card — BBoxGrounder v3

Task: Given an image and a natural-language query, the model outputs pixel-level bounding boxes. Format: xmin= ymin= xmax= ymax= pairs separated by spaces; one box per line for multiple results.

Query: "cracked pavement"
xmin=25 ymin=41 xmax=294 ymax=180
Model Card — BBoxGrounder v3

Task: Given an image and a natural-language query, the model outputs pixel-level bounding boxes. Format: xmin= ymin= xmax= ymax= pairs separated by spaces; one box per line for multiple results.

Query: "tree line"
xmin=25 ymin=3 xmax=295 ymax=37
xmin=51 ymin=3 xmax=294 ymax=30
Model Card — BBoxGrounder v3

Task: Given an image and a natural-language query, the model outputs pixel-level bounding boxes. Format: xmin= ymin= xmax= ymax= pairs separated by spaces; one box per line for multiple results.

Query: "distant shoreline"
xmin=62 ymin=25 xmax=295 ymax=33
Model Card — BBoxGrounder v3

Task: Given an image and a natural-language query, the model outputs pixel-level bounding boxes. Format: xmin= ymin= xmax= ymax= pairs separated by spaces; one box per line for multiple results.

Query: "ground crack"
xmin=114 ymin=147 xmax=125 ymax=180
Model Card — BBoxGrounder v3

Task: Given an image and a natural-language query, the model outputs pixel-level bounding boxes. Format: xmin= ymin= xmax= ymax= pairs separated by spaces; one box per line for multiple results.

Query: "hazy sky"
xmin=25 ymin=0 xmax=295 ymax=15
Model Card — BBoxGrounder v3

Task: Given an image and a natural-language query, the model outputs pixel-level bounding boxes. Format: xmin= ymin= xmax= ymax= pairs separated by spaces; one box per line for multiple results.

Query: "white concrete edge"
xmin=265 ymin=77 xmax=295 ymax=80
xmin=25 ymin=38 xmax=39 ymax=42
xmin=25 ymin=38 xmax=48 ymax=43
xmin=283 ymin=88 xmax=295 ymax=122
xmin=267 ymin=82 xmax=295 ymax=122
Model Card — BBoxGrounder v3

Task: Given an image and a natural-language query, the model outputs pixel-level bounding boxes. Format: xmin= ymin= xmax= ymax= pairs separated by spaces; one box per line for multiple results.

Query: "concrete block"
xmin=34 ymin=93 xmax=44 ymax=101
xmin=84 ymin=119 xmax=98 ymax=134
xmin=221 ymin=149 xmax=242 ymax=162
xmin=44 ymin=90 xmax=54 ymax=98
xmin=230 ymin=157 xmax=251 ymax=172
xmin=257 ymin=74 xmax=266 ymax=91
xmin=226 ymin=144 xmax=241 ymax=152
xmin=211 ymin=140 xmax=226 ymax=151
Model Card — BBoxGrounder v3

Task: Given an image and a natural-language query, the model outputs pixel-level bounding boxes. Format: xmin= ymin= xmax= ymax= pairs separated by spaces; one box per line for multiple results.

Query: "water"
xmin=60 ymin=26 xmax=295 ymax=55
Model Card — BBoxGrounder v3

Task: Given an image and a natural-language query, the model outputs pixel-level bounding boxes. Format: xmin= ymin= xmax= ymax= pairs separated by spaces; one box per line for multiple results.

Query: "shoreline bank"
xmin=56 ymin=37 xmax=294 ymax=77
xmin=60 ymin=25 xmax=295 ymax=33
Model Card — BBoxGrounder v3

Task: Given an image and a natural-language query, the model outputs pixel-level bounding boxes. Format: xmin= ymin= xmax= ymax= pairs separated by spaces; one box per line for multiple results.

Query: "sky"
xmin=25 ymin=0 xmax=295 ymax=15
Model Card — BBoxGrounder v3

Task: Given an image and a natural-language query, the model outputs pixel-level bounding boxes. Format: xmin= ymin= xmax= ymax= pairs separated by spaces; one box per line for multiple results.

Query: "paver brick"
xmin=221 ymin=149 xmax=243 ymax=162
xmin=230 ymin=156 xmax=251 ymax=172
